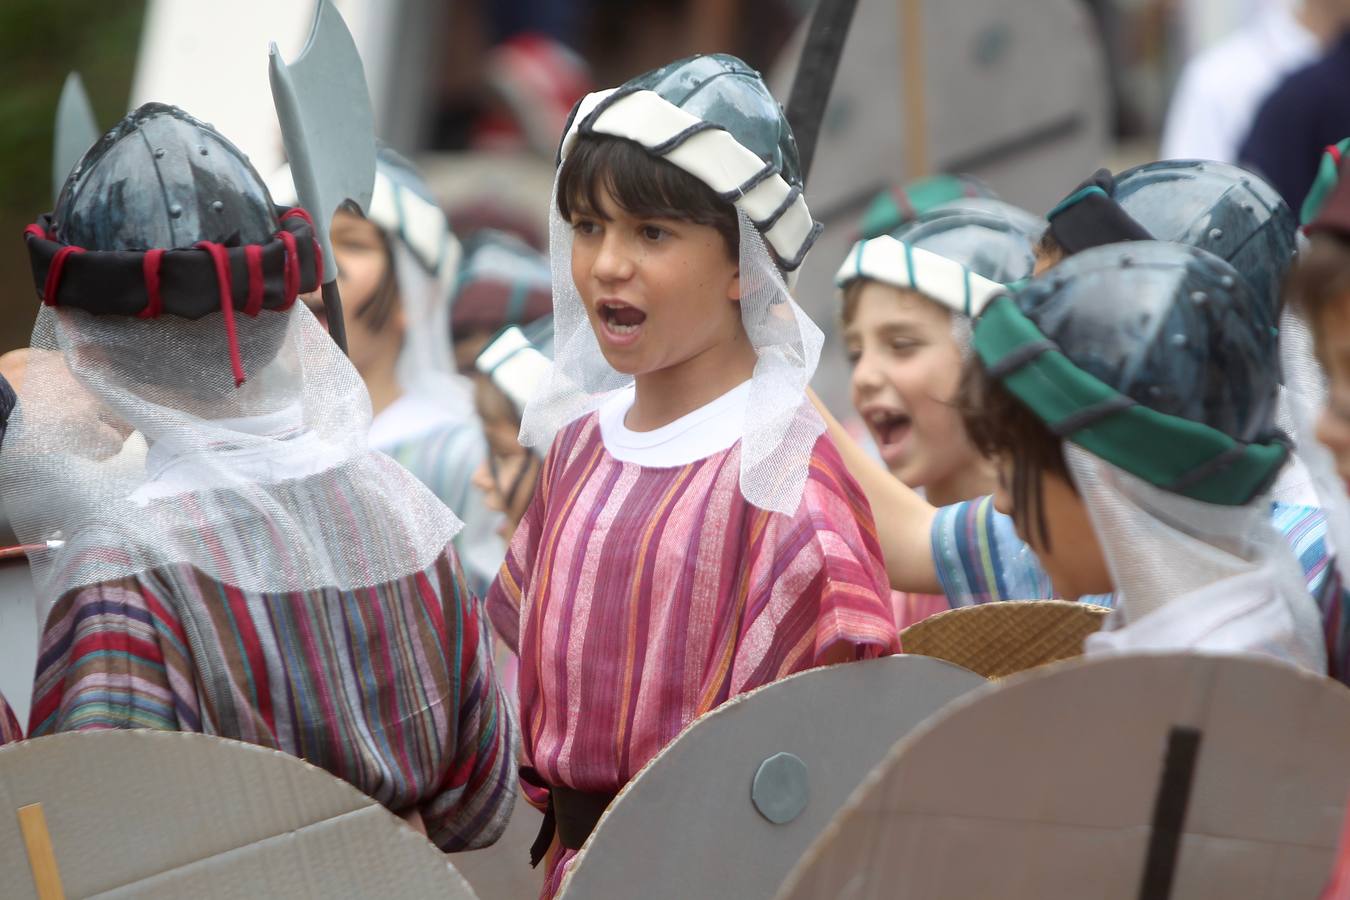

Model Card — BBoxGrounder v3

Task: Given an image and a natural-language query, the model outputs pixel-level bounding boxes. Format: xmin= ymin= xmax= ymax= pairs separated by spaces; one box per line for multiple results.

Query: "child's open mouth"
xmin=598 ymin=300 xmax=647 ymax=343
xmin=866 ymin=409 xmax=913 ymax=466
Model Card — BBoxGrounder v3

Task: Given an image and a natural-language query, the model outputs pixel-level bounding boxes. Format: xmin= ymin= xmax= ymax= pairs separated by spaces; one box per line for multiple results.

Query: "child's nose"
xmin=592 ymin=235 xmax=635 ymax=282
xmin=851 ymin=350 xmax=885 ymax=393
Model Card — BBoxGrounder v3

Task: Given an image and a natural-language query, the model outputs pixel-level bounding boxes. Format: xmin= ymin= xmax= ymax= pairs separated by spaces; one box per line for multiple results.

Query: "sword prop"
xmin=268 ymin=0 xmax=377 ymax=356
xmin=783 ymin=0 xmax=862 ymax=185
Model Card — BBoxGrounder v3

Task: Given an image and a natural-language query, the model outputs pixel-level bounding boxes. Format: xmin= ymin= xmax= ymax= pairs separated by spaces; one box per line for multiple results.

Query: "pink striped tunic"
xmin=486 ymin=411 xmax=898 ymax=896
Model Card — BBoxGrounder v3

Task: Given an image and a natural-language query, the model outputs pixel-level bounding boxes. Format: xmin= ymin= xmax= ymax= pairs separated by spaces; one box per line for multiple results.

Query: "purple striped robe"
xmin=30 ymin=544 xmax=516 ymax=852
xmin=487 ymin=414 xmax=899 ymax=897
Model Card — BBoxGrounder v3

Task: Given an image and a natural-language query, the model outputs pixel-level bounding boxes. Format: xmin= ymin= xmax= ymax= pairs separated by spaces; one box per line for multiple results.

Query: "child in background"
xmin=473 ymin=323 xmax=553 ymax=567
xmin=449 ymin=229 xmax=553 ymax=373
xmin=273 ymin=148 xmax=505 ymax=593
xmin=485 ymin=54 xmax=898 ymax=898
xmin=838 ymin=210 xmax=1036 ymax=628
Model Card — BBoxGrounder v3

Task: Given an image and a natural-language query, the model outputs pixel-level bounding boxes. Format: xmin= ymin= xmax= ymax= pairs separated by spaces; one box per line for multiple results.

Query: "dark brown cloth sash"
xmin=521 ymin=767 xmax=618 ymax=867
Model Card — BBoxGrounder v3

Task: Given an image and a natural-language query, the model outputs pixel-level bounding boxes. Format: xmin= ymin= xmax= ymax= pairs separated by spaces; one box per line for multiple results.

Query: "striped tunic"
xmin=0 ymin=693 xmax=20 ymax=745
xmin=30 ymin=544 xmax=517 ymax=852
xmin=487 ymin=412 xmax=899 ymax=897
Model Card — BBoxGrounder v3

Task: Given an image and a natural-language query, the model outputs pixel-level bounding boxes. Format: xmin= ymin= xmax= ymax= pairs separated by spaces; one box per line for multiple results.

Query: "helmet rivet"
xmin=1209 ymin=227 xmax=1224 ymax=240
xmin=198 ymin=146 xmax=209 ymax=156
xmin=1190 ymin=291 xmax=1207 ymax=305
xmin=211 ymin=200 xmax=224 ymax=213
xmin=168 ymin=203 xmax=183 ymax=219
xmin=1220 ymin=275 xmax=1236 ymax=289
xmin=153 ymin=148 xmax=166 ymax=159
xmin=1170 ymin=334 xmax=1187 ymax=347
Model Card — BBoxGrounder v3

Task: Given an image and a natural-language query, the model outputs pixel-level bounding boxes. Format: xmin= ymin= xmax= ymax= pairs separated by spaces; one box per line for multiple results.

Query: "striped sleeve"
xmin=931 ymin=496 xmax=1056 ymax=606
xmin=420 ymin=555 xmax=519 ymax=852
xmin=1269 ymin=502 xmax=1347 ymax=684
xmin=29 ymin=579 xmax=182 ymax=736
xmin=733 ymin=439 xmax=900 ymax=691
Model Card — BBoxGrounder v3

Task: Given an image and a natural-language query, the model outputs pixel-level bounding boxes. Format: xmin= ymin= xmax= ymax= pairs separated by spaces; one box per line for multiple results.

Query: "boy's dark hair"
xmin=1033 ymin=228 xmax=1066 ymax=271
xmin=556 ymin=135 xmax=740 ymax=260
xmin=1285 ymin=232 xmax=1350 ymax=335
xmin=956 ymin=353 xmax=1073 ymax=550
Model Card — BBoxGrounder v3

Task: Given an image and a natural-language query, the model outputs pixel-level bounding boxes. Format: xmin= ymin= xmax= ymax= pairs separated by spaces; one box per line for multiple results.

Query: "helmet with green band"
xmin=972 ymin=241 xmax=1288 ymax=506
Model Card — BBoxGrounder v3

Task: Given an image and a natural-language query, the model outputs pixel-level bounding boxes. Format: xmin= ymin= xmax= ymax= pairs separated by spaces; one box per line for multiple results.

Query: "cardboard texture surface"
xmin=0 ymin=731 xmax=478 ymax=899
xmin=900 ymin=600 xmax=1109 ymax=678
xmin=775 ymin=653 xmax=1350 ymax=900
xmin=557 ymin=655 xmax=985 ymax=899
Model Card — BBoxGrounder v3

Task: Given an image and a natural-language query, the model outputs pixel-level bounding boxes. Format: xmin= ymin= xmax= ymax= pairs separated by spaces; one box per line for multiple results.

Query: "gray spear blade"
xmin=53 ymin=72 xmax=100 ymax=204
xmin=269 ymin=0 xmax=376 ymax=353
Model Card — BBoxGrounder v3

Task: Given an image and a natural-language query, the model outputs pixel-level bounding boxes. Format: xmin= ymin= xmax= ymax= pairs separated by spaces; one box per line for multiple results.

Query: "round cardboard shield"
xmin=769 ymin=0 xmax=1108 ymax=414
xmin=556 ymin=655 xmax=985 ymax=899
xmin=900 ymin=600 xmax=1110 ymax=679
xmin=776 ymin=653 xmax=1350 ymax=900
xmin=0 ymin=730 xmax=479 ymax=899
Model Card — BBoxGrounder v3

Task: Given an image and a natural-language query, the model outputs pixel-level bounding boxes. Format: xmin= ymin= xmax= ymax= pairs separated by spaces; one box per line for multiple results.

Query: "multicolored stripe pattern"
xmin=0 ymin=693 xmax=20 ymax=745
xmin=30 ymin=544 xmax=517 ymax=852
xmin=384 ymin=422 xmax=504 ymax=596
xmin=930 ymin=496 xmax=1346 ymax=680
xmin=487 ymin=415 xmax=899 ymax=898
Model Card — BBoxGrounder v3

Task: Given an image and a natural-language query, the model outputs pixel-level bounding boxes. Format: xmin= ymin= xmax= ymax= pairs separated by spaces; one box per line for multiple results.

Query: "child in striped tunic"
xmin=484 ymin=55 xmax=898 ymax=898
xmin=9 ymin=104 xmax=517 ymax=851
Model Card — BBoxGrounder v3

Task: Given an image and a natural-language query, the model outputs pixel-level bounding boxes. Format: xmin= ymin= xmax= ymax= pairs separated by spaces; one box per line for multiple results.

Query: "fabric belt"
xmin=521 ymin=767 xmax=618 ymax=867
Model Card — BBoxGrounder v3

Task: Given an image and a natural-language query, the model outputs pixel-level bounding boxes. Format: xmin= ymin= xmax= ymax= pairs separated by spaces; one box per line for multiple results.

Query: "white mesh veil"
xmin=1066 ymin=445 xmax=1326 ymax=670
xmin=0 ymin=302 xmax=463 ymax=632
xmin=519 ymin=193 xmax=826 ymax=515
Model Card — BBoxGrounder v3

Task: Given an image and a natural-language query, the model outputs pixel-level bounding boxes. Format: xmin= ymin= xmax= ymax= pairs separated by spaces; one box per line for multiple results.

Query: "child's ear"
xmin=728 ymin=269 xmax=741 ymax=303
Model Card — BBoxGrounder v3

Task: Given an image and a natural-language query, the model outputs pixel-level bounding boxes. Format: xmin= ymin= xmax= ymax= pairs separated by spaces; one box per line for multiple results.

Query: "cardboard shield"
xmin=769 ymin=0 xmax=1109 ymax=412
xmin=0 ymin=731 xmax=478 ymax=899
xmin=900 ymin=600 xmax=1110 ymax=679
xmin=556 ymin=655 xmax=985 ymax=899
xmin=776 ymin=654 xmax=1350 ymax=900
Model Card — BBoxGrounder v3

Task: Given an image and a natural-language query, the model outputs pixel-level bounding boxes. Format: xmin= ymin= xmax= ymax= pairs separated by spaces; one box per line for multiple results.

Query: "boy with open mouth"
xmin=483 ymin=53 xmax=898 ymax=898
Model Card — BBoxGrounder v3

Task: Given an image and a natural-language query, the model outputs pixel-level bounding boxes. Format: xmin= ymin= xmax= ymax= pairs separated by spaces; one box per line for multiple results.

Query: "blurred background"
xmin=0 ymin=0 xmax=1296 ymax=378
